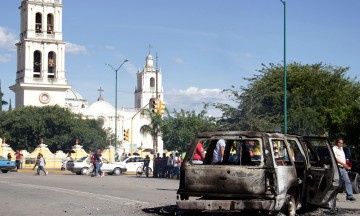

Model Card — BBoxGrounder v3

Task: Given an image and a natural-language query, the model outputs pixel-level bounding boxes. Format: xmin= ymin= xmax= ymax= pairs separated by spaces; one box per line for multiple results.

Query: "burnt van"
xmin=176 ymin=131 xmax=341 ymax=215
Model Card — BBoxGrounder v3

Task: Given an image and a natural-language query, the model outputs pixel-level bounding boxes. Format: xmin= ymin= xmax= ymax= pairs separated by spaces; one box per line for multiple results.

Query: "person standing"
xmin=332 ymin=138 xmax=356 ymax=201
xmin=93 ymin=149 xmax=102 ymax=177
xmin=167 ymin=153 xmax=173 ymax=178
xmin=193 ymin=141 xmax=205 ymax=164
xmin=35 ymin=154 xmax=48 ymax=176
xmin=7 ymin=153 xmax=12 ymax=160
xmin=153 ymin=153 xmax=161 ymax=178
xmin=161 ymin=153 xmax=168 ymax=178
xmin=143 ymin=155 xmax=151 ymax=178
xmin=89 ymin=151 xmax=95 ymax=176
xmin=212 ymin=139 xmax=226 ymax=164
xmin=173 ymin=152 xmax=180 ymax=179
xmin=33 ymin=153 xmax=40 ymax=170
xmin=15 ymin=150 xmax=22 ymax=169
xmin=20 ymin=153 xmax=24 ymax=169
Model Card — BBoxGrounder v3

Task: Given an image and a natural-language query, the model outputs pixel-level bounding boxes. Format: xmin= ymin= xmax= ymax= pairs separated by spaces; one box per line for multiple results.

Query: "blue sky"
xmin=1 ymin=0 xmax=359 ymax=116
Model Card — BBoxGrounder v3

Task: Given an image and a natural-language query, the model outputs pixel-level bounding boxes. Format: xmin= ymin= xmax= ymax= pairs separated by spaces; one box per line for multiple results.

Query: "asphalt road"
xmin=1 ymin=170 xmax=359 ymax=216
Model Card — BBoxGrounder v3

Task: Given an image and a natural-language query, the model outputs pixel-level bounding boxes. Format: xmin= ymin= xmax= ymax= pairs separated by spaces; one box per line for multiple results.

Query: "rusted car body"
xmin=176 ymin=131 xmax=340 ymax=215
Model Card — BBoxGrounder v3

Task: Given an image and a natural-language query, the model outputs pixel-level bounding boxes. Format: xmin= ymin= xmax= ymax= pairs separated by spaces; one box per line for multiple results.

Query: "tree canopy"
xmin=161 ymin=109 xmax=219 ymax=152
xmin=213 ymin=62 xmax=360 ymax=144
xmin=0 ymin=105 xmax=108 ymax=152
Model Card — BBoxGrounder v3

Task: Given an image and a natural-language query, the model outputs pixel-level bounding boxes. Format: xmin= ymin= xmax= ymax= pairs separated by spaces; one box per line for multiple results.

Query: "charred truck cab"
xmin=176 ymin=131 xmax=341 ymax=215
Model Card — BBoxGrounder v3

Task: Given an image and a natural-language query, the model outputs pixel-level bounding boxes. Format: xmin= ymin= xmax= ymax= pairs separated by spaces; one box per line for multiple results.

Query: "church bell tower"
xmin=10 ymin=0 xmax=70 ymax=108
xmin=135 ymin=49 xmax=164 ymax=109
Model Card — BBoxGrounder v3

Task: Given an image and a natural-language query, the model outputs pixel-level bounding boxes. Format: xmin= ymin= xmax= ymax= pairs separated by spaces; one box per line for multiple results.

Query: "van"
xmin=176 ymin=131 xmax=341 ymax=215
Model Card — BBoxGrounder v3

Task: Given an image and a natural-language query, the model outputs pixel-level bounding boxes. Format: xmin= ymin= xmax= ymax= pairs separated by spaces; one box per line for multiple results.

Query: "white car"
xmin=118 ymin=156 xmax=153 ymax=173
xmin=66 ymin=156 xmax=127 ymax=175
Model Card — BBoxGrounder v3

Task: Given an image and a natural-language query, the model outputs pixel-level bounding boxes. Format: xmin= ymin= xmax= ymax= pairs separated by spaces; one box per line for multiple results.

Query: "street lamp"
xmin=106 ymin=59 xmax=129 ymax=159
xmin=280 ymin=0 xmax=287 ymax=133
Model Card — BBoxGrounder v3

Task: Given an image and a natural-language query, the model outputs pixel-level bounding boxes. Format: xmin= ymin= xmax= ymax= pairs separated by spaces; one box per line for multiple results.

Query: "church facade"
xmin=9 ymin=0 xmax=164 ymax=155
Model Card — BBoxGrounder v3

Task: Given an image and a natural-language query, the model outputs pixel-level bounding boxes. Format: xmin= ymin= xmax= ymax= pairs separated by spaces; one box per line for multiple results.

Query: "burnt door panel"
xmin=302 ymin=137 xmax=340 ymax=206
xmin=287 ymin=138 xmax=308 ymax=203
xmin=270 ymin=139 xmax=298 ymax=196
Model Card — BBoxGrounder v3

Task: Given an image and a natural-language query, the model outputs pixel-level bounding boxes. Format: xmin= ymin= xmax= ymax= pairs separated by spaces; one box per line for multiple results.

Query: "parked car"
xmin=343 ymin=146 xmax=360 ymax=194
xmin=0 ymin=156 xmax=16 ymax=173
xmin=177 ymin=131 xmax=340 ymax=215
xmin=117 ymin=156 xmax=153 ymax=173
xmin=66 ymin=156 xmax=126 ymax=175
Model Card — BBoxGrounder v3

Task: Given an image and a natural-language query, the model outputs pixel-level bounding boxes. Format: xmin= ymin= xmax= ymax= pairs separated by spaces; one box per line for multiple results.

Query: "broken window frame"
xmin=190 ymin=137 xmax=264 ymax=167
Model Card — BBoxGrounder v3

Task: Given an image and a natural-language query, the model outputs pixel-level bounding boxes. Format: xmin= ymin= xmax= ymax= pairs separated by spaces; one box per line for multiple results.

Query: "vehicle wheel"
xmin=1 ymin=170 xmax=9 ymax=173
xmin=136 ymin=166 xmax=143 ymax=177
xmin=352 ymin=173 xmax=360 ymax=194
xmin=75 ymin=172 xmax=81 ymax=175
xmin=280 ymin=194 xmax=297 ymax=216
xmin=81 ymin=167 xmax=89 ymax=175
xmin=113 ymin=168 xmax=122 ymax=176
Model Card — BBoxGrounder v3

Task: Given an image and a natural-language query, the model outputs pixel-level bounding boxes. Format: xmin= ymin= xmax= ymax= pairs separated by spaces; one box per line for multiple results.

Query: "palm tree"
xmin=140 ymin=109 xmax=164 ymax=153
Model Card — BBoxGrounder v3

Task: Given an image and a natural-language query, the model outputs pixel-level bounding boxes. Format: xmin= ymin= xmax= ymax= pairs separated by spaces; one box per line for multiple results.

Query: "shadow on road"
xmin=142 ymin=205 xmax=360 ymax=216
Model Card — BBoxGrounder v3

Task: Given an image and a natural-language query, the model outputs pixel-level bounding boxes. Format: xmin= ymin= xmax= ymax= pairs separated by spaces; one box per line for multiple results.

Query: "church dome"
xmin=65 ymin=89 xmax=85 ymax=100
xmin=65 ymin=89 xmax=88 ymax=109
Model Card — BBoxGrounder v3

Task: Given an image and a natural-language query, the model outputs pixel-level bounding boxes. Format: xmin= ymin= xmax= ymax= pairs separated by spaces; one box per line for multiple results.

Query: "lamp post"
xmin=106 ymin=59 xmax=129 ymax=158
xmin=280 ymin=0 xmax=287 ymax=133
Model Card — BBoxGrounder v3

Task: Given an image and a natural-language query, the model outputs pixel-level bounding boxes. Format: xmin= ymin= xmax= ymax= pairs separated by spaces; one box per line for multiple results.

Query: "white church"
xmin=9 ymin=0 xmax=165 ymax=155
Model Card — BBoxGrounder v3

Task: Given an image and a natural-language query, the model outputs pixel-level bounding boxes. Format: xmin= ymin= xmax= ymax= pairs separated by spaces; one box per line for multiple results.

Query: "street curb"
xmin=15 ymin=168 xmax=136 ymax=175
xmin=15 ymin=168 xmax=72 ymax=174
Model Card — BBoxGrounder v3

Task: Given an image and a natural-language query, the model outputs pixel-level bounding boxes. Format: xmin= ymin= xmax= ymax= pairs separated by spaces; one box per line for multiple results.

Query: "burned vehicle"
xmin=176 ymin=131 xmax=341 ymax=215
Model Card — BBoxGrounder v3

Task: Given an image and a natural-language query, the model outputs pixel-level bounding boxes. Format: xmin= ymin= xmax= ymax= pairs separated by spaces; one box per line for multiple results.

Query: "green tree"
xmin=0 ymin=106 xmax=107 ymax=152
xmin=213 ymin=62 xmax=360 ymax=143
xmin=161 ymin=109 xmax=219 ymax=152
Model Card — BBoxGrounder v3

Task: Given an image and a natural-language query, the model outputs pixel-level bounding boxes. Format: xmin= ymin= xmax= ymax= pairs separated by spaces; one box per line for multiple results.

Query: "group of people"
xmin=7 ymin=150 xmax=23 ymax=169
xmin=90 ymin=148 xmax=104 ymax=177
xmin=152 ymin=152 xmax=182 ymax=179
xmin=33 ymin=153 xmax=48 ymax=176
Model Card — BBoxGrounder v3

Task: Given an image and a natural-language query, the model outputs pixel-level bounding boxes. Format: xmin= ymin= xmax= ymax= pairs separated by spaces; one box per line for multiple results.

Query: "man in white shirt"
xmin=212 ymin=139 xmax=226 ymax=164
xmin=332 ymin=138 xmax=356 ymax=201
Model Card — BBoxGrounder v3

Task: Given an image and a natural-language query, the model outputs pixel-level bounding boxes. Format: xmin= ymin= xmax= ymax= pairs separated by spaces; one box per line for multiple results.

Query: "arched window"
xmin=35 ymin=13 xmax=42 ymax=33
xmin=47 ymin=14 xmax=54 ymax=34
xmin=150 ymin=77 xmax=155 ymax=88
xmin=33 ymin=50 xmax=42 ymax=78
xmin=48 ymin=51 xmax=56 ymax=78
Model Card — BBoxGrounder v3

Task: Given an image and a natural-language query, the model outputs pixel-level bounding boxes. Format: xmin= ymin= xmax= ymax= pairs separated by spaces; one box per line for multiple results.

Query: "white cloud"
xmin=103 ymin=45 xmax=115 ymax=50
xmin=244 ymin=53 xmax=252 ymax=59
xmin=0 ymin=54 xmax=12 ymax=63
xmin=65 ymin=42 xmax=87 ymax=54
xmin=165 ymin=86 xmax=233 ymax=117
xmin=173 ymin=57 xmax=184 ymax=64
xmin=0 ymin=26 xmax=17 ymax=52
